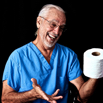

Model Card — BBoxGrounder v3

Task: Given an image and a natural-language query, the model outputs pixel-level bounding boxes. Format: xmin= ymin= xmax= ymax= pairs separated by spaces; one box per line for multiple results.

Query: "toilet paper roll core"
xmin=92 ymin=52 xmax=100 ymax=56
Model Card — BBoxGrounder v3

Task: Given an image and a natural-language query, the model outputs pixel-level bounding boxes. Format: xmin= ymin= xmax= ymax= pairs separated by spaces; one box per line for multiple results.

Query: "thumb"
xmin=31 ymin=78 xmax=37 ymax=86
xmin=31 ymin=78 xmax=40 ymax=88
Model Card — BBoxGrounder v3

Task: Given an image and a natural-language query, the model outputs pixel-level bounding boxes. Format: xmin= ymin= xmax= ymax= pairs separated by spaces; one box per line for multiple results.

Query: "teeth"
xmin=47 ymin=32 xmax=58 ymax=39
xmin=49 ymin=34 xmax=55 ymax=39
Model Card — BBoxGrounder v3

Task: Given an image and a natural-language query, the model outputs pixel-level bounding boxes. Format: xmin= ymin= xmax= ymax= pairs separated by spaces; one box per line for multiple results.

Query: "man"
xmin=1 ymin=4 xmax=98 ymax=103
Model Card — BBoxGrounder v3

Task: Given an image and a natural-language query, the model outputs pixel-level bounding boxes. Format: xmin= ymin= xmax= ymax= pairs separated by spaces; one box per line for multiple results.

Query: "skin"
xmin=1 ymin=8 xmax=99 ymax=103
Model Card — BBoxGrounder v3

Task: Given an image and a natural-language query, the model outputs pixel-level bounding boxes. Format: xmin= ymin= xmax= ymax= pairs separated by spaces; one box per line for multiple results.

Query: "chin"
xmin=44 ymin=41 xmax=56 ymax=48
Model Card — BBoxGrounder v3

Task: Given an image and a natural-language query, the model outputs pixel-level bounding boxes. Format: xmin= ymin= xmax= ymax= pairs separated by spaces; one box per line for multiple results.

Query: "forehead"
xmin=46 ymin=8 xmax=66 ymax=24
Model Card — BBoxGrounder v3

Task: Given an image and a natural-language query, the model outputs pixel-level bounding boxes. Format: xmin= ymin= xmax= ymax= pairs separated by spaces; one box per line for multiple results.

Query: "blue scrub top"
xmin=2 ymin=42 xmax=82 ymax=103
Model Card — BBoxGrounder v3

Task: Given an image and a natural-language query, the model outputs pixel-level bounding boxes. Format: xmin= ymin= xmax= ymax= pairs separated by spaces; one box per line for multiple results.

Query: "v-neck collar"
xmin=29 ymin=42 xmax=57 ymax=70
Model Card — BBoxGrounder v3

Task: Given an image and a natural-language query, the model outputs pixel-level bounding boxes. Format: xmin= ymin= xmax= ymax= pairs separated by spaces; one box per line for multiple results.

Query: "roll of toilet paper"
xmin=83 ymin=48 xmax=103 ymax=78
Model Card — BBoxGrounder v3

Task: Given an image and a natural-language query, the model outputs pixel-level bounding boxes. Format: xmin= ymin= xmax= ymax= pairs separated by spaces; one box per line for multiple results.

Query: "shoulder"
xmin=56 ymin=43 xmax=77 ymax=57
xmin=15 ymin=42 xmax=31 ymax=53
xmin=56 ymin=43 xmax=79 ymax=66
xmin=8 ymin=42 xmax=31 ymax=62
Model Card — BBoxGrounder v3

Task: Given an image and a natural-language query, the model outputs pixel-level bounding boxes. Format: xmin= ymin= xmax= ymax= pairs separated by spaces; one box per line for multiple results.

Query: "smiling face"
xmin=36 ymin=8 xmax=66 ymax=49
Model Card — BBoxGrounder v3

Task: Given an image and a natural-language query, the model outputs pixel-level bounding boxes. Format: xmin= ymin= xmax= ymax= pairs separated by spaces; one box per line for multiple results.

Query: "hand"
xmin=31 ymin=78 xmax=63 ymax=103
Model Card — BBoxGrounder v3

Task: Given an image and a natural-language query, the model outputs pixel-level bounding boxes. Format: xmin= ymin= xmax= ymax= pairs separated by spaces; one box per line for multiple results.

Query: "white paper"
xmin=83 ymin=48 xmax=103 ymax=78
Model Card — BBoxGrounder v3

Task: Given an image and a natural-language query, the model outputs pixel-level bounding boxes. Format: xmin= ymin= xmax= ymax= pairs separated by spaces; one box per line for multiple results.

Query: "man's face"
xmin=37 ymin=9 xmax=66 ymax=48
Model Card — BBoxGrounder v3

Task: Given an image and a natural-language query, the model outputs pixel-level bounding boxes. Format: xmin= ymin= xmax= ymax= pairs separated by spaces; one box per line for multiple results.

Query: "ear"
xmin=36 ymin=16 xmax=41 ymax=28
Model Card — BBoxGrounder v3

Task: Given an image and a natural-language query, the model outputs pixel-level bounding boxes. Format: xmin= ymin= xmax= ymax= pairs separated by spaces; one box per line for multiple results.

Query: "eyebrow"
xmin=52 ymin=19 xmax=66 ymax=26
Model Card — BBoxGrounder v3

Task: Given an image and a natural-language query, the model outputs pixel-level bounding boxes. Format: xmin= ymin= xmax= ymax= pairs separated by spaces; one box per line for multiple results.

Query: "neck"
xmin=32 ymin=37 xmax=55 ymax=63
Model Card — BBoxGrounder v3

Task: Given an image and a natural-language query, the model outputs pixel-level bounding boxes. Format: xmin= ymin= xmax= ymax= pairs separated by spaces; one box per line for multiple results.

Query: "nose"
xmin=53 ymin=26 xmax=59 ymax=35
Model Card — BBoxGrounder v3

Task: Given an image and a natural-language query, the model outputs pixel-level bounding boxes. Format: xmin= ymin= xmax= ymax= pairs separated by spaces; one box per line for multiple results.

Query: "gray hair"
xmin=35 ymin=4 xmax=65 ymax=36
xmin=38 ymin=4 xmax=65 ymax=17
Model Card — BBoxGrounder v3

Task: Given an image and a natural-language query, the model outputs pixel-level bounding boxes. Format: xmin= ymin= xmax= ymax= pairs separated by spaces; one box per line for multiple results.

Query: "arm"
xmin=1 ymin=79 xmax=63 ymax=103
xmin=70 ymin=76 xmax=99 ymax=103
xmin=1 ymin=80 xmax=39 ymax=103
xmin=78 ymin=78 xmax=99 ymax=103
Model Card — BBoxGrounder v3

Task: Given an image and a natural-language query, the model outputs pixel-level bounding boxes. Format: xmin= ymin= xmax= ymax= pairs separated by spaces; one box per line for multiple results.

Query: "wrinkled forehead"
xmin=46 ymin=8 xmax=66 ymax=24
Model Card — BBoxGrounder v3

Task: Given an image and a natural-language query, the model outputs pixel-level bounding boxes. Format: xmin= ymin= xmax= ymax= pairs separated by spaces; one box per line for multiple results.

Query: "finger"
xmin=52 ymin=89 xmax=60 ymax=96
xmin=51 ymin=100 xmax=57 ymax=103
xmin=47 ymin=95 xmax=63 ymax=103
xmin=47 ymin=98 xmax=57 ymax=103
xmin=53 ymin=96 xmax=63 ymax=100
xmin=38 ymin=89 xmax=49 ymax=101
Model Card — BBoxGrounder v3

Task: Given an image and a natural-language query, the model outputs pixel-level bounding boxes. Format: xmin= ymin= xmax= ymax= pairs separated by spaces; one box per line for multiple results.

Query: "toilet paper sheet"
xmin=83 ymin=48 xmax=103 ymax=78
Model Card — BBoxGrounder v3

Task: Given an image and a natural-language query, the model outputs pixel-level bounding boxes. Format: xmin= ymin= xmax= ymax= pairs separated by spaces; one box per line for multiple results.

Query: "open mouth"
xmin=47 ymin=32 xmax=58 ymax=40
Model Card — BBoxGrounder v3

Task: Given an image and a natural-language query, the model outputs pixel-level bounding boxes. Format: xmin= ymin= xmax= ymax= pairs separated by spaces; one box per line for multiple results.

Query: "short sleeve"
xmin=68 ymin=53 xmax=82 ymax=81
xmin=2 ymin=51 xmax=20 ymax=91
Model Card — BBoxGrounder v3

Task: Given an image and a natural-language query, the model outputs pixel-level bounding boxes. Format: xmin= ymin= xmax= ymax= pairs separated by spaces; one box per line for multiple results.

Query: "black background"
xmin=1 ymin=0 xmax=103 ymax=102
